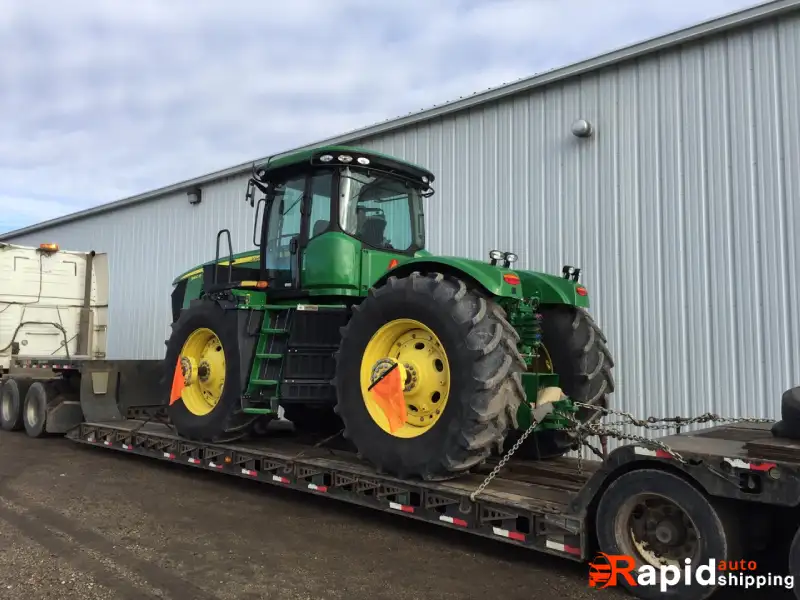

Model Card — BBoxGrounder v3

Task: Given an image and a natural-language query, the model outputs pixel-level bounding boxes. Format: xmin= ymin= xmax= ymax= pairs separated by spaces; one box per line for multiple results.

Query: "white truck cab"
xmin=0 ymin=242 xmax=108 ymax=372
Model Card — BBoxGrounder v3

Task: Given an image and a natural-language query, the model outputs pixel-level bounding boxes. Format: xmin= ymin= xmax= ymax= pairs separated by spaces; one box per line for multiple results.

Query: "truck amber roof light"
xmin=39 ymin=243 xmax=59 ymax=252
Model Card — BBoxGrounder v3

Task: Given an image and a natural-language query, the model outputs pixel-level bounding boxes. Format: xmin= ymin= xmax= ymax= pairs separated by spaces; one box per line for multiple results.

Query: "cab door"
xmin=260 ymin=171 xmax=334 ymax=296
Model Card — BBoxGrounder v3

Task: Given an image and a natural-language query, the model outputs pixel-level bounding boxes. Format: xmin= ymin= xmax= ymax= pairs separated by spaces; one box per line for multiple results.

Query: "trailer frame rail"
xmin=68 ymin=420 xmax=590 ymax=561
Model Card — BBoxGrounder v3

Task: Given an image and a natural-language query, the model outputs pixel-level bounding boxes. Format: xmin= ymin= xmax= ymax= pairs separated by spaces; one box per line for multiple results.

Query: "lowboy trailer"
xmin=3 ymin=354 xmax=800 ymax=600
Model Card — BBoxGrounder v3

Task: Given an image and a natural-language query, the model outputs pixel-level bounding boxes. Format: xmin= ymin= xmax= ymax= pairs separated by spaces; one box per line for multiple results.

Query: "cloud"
xmin=0 ymin=0 xmax=765 ymax=234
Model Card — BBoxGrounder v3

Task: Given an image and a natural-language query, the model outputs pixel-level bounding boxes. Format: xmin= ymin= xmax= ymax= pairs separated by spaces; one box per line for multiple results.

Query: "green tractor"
xmin=164 ymin=146 xmax=614 ymax=480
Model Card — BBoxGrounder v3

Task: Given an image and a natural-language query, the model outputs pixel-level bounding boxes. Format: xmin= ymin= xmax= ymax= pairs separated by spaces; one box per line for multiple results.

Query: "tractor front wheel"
xmin=334 ymin=272 xmax=526 ymax=481
xmin=163 ymin=301 xmax=257 ymax=442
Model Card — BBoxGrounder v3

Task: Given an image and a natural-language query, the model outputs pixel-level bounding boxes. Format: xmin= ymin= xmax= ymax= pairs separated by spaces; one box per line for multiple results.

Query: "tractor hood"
xmin=387 ymin=252 xmax=590 ymax=307
xmin=172 ymin=250 xmax=260 ymax=285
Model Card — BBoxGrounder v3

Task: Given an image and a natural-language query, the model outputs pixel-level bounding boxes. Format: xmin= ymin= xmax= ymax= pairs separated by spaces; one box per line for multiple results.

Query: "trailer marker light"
xmin=272 ymin=475 xmax=289 ymax=484
xmin=492 ymin=527 xmax=525 ymax=542
xmin=546 ymin=539 xmax=581 ymax=555
xmin=39 ymin=243 xmax=59 ymax=252
xmin=208 ymin=462 xmax=223 ymax=469
xmin=242 ymin=468 xmax=258 ymax=477
xmin=188 ymin=458 xmax=201 ymax=465
xmin=308 ymin=483 xmax=327 ymax=492
xmin=388 ymin=502 xmax=414 ymax=513
xmin=163 ymin=452 xmax=175 ymax=459
xmin=439 ymin=515 xmax=468 ymax=527
xmin=122 ymin=444 xmax=132 ymax=450
xmin=103 ymin=440 xmax=112 ymax=446
xmin=502 ymin=274 xmax=520 ymax=285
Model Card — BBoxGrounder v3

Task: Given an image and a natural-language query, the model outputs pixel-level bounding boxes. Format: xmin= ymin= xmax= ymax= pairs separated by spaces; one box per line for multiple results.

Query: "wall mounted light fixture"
xmin=187 ymin=188 xmax=202 ymax=205
xmin=571 ymin=119 xmax=593 ymax=138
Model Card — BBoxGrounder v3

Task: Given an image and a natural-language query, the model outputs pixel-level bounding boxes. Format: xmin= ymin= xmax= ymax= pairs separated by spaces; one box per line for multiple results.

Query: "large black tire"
xmin=0 ymin=377 xmax=32 ymax=432
xmin=163 ymin=301 xmax=257 ymax=442
xmin=333 ymin=271 xmax=526 ymax=481
xmin=504 ymin=305 xmax=614 ymax=459
xmin=595 ymin=469 xmax=740 ymax=600
xmin=22 ymin=381 xmax=56 ymax=438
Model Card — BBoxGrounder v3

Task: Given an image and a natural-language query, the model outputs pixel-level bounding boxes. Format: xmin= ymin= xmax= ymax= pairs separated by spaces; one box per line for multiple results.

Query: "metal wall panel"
xmin=9 ymin=173 xmax=254 ymax=360
xmin=8 ymin=13 xmax=800 ymax=441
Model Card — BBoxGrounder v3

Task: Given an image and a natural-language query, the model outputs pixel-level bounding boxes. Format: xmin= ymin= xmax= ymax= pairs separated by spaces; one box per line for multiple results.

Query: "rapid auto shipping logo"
xmin=588 ymin=553 xmax=794 ymax=593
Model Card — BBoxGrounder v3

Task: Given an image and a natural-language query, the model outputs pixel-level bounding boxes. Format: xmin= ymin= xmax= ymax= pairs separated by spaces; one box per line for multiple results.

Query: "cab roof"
xmin=256 ymin=145 xmax=435 ymax=184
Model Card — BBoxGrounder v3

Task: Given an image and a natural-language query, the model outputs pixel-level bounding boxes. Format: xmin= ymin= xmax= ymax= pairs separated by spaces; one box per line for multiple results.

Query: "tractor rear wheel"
xmin=333 ymin=271 xmax=526 ymax=481
xmin=503 ymin=305 xmax=614 ymax=460
xmin=163 ymin=301 xmax=257 ymax=442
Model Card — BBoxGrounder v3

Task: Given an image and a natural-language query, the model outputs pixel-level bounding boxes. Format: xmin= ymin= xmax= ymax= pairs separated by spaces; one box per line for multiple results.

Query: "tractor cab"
xmin=235 ymin=146 xmax=434 ymax=299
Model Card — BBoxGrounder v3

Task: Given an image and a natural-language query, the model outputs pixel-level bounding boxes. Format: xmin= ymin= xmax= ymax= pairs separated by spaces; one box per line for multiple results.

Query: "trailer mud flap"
xmin=79 ymin=360 xmax=166 ymax=422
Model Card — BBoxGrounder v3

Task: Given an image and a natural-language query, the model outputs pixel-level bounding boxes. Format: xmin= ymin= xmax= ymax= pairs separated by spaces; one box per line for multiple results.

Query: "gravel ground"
xmin=0 ymin=430 xmax=790 ymax=600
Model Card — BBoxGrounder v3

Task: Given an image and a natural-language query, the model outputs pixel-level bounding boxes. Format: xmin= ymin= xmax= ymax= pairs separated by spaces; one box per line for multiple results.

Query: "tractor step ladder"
xmin=241 ymin=304 xmax=293 ymax=415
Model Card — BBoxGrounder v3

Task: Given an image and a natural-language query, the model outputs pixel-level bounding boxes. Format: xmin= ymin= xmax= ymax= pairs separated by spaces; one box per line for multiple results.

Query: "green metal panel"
xmin=302 ymin=233 xmax=362 ymax=296
xmin=515 ymin=271 xmax=590 ymax=308
xmin=182 ymin=275 xmax=203 ymax=307
xmin=358 ymin=248 xmax=409 ymax=293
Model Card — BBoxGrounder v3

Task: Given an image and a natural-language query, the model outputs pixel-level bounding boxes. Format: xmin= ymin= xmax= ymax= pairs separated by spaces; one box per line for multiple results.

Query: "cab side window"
xmin=308 ymin=172 xmax=333 ymax=240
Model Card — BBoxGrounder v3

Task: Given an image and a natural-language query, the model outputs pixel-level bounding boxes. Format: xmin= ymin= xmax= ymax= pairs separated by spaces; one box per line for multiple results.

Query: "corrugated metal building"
xmin=3 ymin=0 xmax=800 ymax=428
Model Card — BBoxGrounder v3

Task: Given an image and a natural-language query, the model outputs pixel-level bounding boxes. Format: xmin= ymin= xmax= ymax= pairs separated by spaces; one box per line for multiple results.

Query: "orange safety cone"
xmin=370 ymin=367 xmax=406 ymax=433
xmin=169 ymin=357 xmax=185 ymax=406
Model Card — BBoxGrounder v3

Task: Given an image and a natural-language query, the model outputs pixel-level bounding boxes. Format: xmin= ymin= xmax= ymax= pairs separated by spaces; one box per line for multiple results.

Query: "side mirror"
xmin=245 ymin=180 xmax=256 ymax=207
xmin=252 ymin=198 xmax=266 ymax=247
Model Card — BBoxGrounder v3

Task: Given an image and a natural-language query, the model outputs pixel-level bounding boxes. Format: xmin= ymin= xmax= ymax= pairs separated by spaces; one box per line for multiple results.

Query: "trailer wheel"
xmin=595 ymin=469 xmax=739 ymax=600
xmin=0 ymin=378 xmax=32 ymax=432
xmin=23 ymin=382 xmax=55 ymax=438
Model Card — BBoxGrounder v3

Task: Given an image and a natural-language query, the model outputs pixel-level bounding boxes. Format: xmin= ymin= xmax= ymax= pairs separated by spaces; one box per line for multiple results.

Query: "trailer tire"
xmin=0 ymin=377 xmax=32 ymax=432
xmin=595 ymin=468 xmax=739 ymax=600
xmin=23 ymin=382 xmax=55 ymax=438
xmin=163 ymin=300 xmax=257 ymax=443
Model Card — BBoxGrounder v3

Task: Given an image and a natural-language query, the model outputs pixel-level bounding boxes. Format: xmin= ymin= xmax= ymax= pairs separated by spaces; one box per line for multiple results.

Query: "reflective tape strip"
xmin=492 ymin=527 xmax=525 ymax=541
xmin=724 ymin=457 xmax=777 ymax=472
xmin=546 ymin=539 xmax=581 ymax=555
xmin=634 ymin=446 xmax=672 ymax=459
xmin=389 ymin=502 xmax=414 ymax=513
xmin=439 ymin=515 xmax=468 ymax=527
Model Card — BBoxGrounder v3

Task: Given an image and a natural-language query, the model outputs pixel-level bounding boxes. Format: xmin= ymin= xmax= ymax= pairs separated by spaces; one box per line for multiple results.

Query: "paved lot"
xmin=0 ymin=430 xmax=790 ymax=599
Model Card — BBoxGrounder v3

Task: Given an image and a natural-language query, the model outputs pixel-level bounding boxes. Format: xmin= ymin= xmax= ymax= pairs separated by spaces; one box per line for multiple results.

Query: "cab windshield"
xmin=338 ymin=167 xmax=425 ymax=252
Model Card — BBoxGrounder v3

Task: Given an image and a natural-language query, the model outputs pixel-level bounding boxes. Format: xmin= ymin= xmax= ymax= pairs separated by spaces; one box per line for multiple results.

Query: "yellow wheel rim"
xmin=360 ymin=318 xmax=451 ymax=438
xmin=178 ymin=327 xmax=226 ymax=416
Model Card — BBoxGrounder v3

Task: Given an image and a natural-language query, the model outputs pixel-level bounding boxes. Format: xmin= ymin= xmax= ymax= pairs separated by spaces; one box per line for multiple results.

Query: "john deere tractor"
xmin=164 ymin=146 xmax=614 ymax=480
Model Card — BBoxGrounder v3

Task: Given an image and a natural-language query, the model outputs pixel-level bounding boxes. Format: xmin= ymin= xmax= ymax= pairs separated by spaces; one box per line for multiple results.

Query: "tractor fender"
xmin=372 ymin=257 xmax=587 ymax=306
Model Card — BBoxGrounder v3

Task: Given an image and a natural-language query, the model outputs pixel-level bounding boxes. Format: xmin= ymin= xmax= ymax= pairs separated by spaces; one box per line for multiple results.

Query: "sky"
xmin=0 ymin=0 xmax=767 ymax=234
